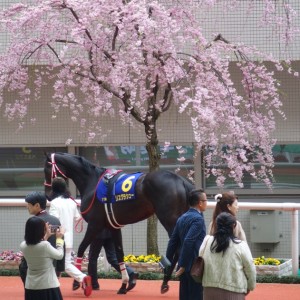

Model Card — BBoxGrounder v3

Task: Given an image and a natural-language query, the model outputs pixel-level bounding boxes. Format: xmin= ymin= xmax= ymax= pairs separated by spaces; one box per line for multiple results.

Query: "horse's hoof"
xmin=127 ymin=272 xmax=139 ymax=291
xmin=117 ymin=288 xmax=127 ymax=294
xmin=117 ymin=283 xmax=127 ymax=294
xmin=161 ymin=284 xmax=169 ymax=294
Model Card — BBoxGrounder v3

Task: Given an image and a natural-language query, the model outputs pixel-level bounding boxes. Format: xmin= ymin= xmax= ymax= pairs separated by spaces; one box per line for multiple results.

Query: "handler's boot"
xmin=72 ymin=280 xmax=80 ymax=291
xmin=92 ymin=279 xmax=100 ymax=290
xmin=82 ymin=275 xmax=92 ymax=297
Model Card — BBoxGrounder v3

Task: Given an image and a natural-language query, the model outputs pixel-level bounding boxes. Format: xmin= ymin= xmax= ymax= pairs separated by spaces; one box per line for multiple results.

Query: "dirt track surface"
xmin=1 ymin=276 xmax=300 ymax=300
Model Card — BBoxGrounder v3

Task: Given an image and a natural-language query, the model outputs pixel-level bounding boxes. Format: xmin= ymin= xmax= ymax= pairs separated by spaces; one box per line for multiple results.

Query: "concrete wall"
xmin=0 ymin=204 xmax=296 ymax=261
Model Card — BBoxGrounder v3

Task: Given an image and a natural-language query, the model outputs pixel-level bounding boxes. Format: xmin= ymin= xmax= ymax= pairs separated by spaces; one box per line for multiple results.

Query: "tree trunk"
xmin=147 ymin=215 xmax=159 ymax=254
xmin=145 ymin=134 xmax=160 ymax=255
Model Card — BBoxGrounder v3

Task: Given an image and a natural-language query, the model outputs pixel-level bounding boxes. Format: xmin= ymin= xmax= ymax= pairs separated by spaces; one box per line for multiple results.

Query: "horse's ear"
xmin=44 ymin=151 xmax=51 ymax=161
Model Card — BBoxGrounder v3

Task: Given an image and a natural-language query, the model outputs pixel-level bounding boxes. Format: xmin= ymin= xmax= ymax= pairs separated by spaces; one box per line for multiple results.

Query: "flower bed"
xmin=126 ymin=262 xmax=162 ymax=273
xmin=0 ymin=250 xmax=107 ymax=272
xmin=0 ymin=250 xmax=23 ymax=270
xmin=0 ymin=260 xmax=20 ymax=269
xmin=124 ymin=254 xmax=162 ymax=273
xmin=254 ymin=256 xmax=292 ymax=277
xmin=124 ymin=254 xmax=161 ymax=263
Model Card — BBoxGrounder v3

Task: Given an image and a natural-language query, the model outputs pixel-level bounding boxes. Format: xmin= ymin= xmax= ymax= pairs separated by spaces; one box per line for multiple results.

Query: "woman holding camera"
xmin=20 ymin=216 xmax=65 ymax=300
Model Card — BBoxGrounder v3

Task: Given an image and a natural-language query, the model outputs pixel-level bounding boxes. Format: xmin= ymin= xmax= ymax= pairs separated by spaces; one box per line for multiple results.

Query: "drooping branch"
xmin=161 ymin=83 xmax=173 ymax=112
xmin=21 ymin=43 xmax=44 ymax=64
xmin=65 ymin=5 xmax=93 ymax=43
xmin=112 ymin=26 xmax=119 ymax=52
xmin=47 ymin=43 xmax=63 ymax=64
xmin=122 ymin=90 xmax=145 ymax=124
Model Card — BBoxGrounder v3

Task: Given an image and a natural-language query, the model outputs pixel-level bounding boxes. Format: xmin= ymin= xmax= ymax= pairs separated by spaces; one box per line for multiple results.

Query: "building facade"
xmin=0 ymin=0 xmax=300 ymax=261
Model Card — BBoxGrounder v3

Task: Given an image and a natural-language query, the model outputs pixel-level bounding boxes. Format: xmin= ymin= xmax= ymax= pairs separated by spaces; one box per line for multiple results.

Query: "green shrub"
xmin=256 ymin=275 xmax=300 ymax=284
xmin=0 ymin=269 xmax=20 ymax=276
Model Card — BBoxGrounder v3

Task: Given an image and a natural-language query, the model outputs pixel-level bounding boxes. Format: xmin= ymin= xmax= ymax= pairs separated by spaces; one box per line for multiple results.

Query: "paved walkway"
xmin=1 ymin=276 xmax=300 ymax=299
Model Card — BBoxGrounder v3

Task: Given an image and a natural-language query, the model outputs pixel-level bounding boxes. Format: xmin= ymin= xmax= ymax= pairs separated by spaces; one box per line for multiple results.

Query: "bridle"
xmin=43 ymin=153 xmax=83 ymax=232
xmin=44 ymin=153 xmax=68 ymax=187
xmin=43 ymin=152 xmax=105 ymax=214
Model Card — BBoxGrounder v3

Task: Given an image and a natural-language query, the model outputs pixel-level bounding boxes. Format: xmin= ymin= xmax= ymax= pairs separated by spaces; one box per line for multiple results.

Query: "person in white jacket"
xmin=199 ymin=212 xmax=256 ymax=300
xmin=49 ymin=177 xmax=92 ymax=297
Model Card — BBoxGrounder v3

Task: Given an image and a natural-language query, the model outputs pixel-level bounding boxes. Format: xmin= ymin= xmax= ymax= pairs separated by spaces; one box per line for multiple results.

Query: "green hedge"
xmin=1 ymin=269 xmax=300 ymax=284
xmin=256 ymin=275 xmax=300 ymax=284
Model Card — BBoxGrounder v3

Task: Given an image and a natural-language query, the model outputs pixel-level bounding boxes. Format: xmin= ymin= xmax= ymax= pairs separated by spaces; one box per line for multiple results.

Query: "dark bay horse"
xmin=44 ymin=152 xmax=194 ymax=294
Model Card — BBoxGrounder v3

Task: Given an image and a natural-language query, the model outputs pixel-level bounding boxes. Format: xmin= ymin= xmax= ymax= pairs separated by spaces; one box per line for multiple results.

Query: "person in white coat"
xmin=200 ymin=212 xmax=256 ymax=300
xmin=49 ymin=177 xmax=92 ymax=297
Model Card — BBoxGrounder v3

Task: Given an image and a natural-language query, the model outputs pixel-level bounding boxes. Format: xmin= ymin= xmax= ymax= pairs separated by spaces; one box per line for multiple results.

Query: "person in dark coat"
xmin=166 ymin=188 xmax=207 ymax=300
xmin=19 ymin=192 xmax=65 ymax=285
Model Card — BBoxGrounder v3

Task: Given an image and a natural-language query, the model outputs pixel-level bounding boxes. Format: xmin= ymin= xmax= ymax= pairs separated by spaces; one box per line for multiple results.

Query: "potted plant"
xmin=0 ymin=250 xmax=23 ymax=269
xmin=124 ymin=254 xmax=162 ymax=273
xmin=254 ymin=256 xmax=292 ymax=277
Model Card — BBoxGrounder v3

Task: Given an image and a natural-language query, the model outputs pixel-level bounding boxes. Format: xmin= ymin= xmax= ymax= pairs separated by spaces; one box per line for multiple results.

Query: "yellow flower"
xmin=124 ymin=254 xmax=161 ymax=263
xmin=253 ymin=256 xmax=283 ymax=265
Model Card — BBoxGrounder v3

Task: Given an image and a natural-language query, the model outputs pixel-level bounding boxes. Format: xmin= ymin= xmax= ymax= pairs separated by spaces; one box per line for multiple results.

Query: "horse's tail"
xmin=181 ymin=175 xmax=195 ymax=206
xmin=163 ymin=170 xmax=194 ymax=207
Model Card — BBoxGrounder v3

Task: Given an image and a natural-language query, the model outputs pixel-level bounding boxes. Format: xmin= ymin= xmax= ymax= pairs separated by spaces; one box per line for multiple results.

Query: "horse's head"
xmin=44 ymin=152 xmax=104 ymax=199
xmin=43 ymin=152 xmax=69 ymax=199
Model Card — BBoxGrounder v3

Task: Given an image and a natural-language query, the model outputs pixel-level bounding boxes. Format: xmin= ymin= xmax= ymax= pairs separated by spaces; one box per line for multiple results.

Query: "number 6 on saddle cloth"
xmin=97 ymin=170 xmax=143 ymax=204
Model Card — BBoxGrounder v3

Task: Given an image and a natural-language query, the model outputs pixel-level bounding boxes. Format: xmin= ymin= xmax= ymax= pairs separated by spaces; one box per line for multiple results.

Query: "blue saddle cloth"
xmin=96 ymin=172 xmax=143 ymax=203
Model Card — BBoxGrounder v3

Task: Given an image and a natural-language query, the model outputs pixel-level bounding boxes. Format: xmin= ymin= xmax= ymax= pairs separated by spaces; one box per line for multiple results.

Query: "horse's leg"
xmin=111 ymin=229 xmax=128 ymax=294
xmin=141 ymin=171 xmax=191 ymax=293
xmin=158 ymin=219 xmax=184 ymax=294
xmin=75 ymin=224 xmax=97 ymax=271
xmin=161 ymin=251 xmax=178 ymax=294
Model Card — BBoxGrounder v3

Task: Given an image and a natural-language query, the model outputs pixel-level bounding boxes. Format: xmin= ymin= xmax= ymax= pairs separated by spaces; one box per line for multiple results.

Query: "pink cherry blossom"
xmin=0 ymin=0 xmax=298 ymax=188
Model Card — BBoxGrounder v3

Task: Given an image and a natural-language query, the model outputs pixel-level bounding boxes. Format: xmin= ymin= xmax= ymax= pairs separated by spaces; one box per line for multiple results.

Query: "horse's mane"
xmin=76 ymin=154 xmax=106 ymax=178
xmin=51 ymin=152 xmax=106 ymax=178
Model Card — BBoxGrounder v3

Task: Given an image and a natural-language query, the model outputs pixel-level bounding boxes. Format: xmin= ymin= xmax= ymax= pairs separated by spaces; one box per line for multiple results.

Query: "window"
xmin=79 ymin=145 xmax=194 ymax=175
xmin=205 ymin=144 xmax=300 ymax=191
xmin=0 ymin=147 xmax=67 ymax=196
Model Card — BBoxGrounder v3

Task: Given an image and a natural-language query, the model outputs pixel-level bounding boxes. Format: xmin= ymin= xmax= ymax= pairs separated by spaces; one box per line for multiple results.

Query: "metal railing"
xmin=1 ymin=199 xmax=299 ymax=275
xmin=207 ymin=201 xmax=300 ymax=275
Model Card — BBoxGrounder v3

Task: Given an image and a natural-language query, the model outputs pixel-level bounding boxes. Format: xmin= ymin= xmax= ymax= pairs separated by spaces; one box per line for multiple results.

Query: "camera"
xmin=50 ymin=225 xmax=60 ymax=233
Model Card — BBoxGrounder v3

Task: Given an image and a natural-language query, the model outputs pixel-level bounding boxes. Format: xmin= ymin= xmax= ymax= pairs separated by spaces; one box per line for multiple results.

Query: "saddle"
xmin=103 ymin=169 xmax=124 ymax=203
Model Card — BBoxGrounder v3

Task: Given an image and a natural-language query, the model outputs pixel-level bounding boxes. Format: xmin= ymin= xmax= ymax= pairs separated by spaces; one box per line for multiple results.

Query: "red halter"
xmin=44 ymin=153 xmax=68 ymax=187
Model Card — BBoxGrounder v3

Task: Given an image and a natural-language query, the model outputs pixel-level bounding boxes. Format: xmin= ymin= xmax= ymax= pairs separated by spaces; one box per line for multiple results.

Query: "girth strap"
xmin=103 ymin=169 xmax=125 ymax=229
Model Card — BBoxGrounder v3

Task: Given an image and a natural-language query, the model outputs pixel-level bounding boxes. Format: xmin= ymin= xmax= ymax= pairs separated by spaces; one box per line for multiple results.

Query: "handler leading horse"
xmin=44 ymin=152 xmax=194 ymax=294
